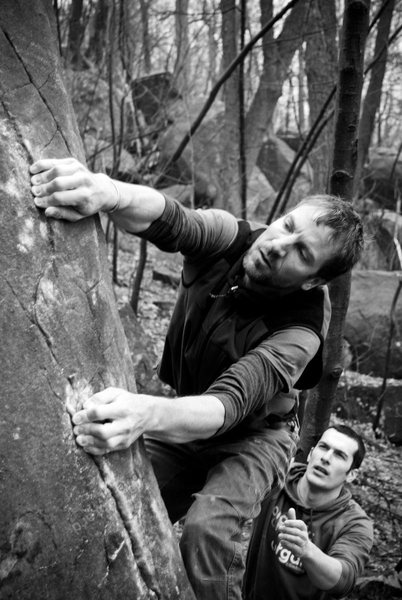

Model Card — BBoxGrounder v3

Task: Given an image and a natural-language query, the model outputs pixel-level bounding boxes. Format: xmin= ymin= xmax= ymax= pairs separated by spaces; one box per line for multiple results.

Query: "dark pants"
xmin=145 ymin=425 xmax=298 ymax=600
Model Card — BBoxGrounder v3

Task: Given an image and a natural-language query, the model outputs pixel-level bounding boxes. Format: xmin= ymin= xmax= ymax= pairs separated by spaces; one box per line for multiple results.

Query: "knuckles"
xmin=51 ymin=177 xmax=65 ymax=192
xmin=96 ymin=426 xmax=111 ymax=441
xmin=49 ymin=166 xmax=66 ymax=179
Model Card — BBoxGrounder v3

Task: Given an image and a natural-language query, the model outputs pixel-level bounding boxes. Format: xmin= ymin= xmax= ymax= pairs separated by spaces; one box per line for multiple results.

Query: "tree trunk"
xmin=298 ymin=0 xmax=370 ymax=460
xmin=87 ymin=0 xmax=109 ymax=66
xmin=67 ymin=0 xmax=85 ymax=67
xmin=244 ymin=0 xmax=310 ymax=180
xmin=354 ymin=0 xmax=396 ymax=193
xmin=297 ymin=48 xmax=306 ymax=134
xmin=219 ymin=0 xmax=241 ymax=213
xmin=173 ymin=0 xmax=190 ymax=95
xmin=139 ymin=0 xmax=152 ymax=74
xmin=305 ymin=0 xmax=338 ymax=191
xmin=0 ymin=2 xmax=195 ymax=598
xmin=203 ymin=3 xmax=219 ymax=91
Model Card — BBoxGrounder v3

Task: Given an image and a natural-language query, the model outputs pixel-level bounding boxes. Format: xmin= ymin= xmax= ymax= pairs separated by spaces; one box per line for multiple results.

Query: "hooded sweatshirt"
xmin=244 ymin=463 xmax=373 ymax=600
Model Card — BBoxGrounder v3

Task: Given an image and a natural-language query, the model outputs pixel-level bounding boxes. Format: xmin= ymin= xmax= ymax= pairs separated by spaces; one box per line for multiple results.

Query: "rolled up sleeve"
xmin=139 ymin=195 xmax=238 ymax=258
xmin=205 ymin=326 xmax=320 ymax=433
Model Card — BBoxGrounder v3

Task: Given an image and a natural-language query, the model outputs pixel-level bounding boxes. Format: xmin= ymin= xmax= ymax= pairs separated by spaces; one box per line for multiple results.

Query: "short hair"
xmin=294 ymin=194 xmax=364 ymax=282
xmin=325 ymin=424 xmax=366 ymax=470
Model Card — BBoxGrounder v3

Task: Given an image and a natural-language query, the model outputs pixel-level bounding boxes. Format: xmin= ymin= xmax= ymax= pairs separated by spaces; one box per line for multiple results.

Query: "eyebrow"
xmin=334 ymin=449 xmax=349 ymax=459
xmin=318 ymin=441 xmax=349 ymax=460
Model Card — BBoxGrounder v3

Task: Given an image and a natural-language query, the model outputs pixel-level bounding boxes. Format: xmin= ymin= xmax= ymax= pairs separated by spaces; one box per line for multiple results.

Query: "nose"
xmin=321 ymin=449 xmax=332 ymax=463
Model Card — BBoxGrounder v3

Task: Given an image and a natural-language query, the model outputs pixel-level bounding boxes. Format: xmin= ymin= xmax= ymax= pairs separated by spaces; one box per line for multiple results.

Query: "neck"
xmin=297 ymin=475 xmax=342 ymax=508
xmin=242 ymin=274 xmax=299 ymax=298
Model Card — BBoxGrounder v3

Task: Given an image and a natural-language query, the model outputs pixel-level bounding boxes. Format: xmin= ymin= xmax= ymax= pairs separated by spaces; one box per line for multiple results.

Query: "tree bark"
xmin=173 ymin=0 xmax=190 ymax=95
xmin=87 ymin=0 xmax=109 ymax=66
xmin=298 ymin=0 xmax=371 ymax=460
xmin=203 ymin=3 xmax=219 ymax=90
xmin=355 ymin=0 xmax=396 ymax=193
xmin=0 ymin=2 xmax=195 ymax=598
xmin=305 ymin=0 xmax=338 ymax=191
xmin=139 ymin=0 xmax=152 ymax=74
xmin=219 ymin=0 xmax=241 ymax=212
xmin=244 ymin=0 xmax=310 ymax=180
xmin=297 ymin=48 xmax=306 ymax=134
xmin=67 ymin=0 xmax=85 ymax=67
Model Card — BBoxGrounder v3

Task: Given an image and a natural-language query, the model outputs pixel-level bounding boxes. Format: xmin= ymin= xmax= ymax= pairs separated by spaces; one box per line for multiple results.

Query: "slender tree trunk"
xmin=139 ymin=0 xmax=152 ymax=74
xmin=305 ymin=0 xmax=337 ymax=191
xmin=203 ymin=2 xmax=219 ymax=90
xmin=297 ymin=48 xmax=306 ymax=134
xmin=0 ymin=3 xmax=195 ymax=598
xmin=244 ymin=0 xmax=310 ymax=180
xmin=354 ymin=0 xmax=395 ymax=193
xmin=219 ymin=0 xmax=241 ymax=212
xmin=87 ymin=0 xmax=109 ymax=66
xmin=131 ymin=0 xmax=153 ymax=316
xmin=173 ymin=0 xmax=190 ymax=95
xmin=298 ymin=0 xmax=371 ymax=460
xmin=157 ymin=0 xmax=303 ymax=203
xmin=238 ymin=0 xmax=247 ymax=219
xmin=67 ymin=0 xmax=85 ymax=67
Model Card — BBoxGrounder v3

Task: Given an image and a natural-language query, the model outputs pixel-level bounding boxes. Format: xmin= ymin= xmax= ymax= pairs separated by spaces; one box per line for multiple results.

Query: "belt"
xmin=266 ymin=412 xmax=299 ymax=434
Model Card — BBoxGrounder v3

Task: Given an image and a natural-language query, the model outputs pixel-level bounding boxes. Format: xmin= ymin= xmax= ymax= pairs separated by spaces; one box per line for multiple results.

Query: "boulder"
xmin=0 ymin=7 xmax=194 ymax=596
xmin=356 ymin=208 xmax=402 ymax=271
xmin=257 ymin=134 xmax=313 ymax=193
xmin=246 ymin=166 xmax=276 ymax=221
xmin=345 ymin=270 xmax=402 ymax=378
xmin=363 ymin=147 xmax=402 ymax=210
xmin=335 ymin=372 xmax=402 ymax=444
xmin=131 ymin=72 xmax=181 ymax=125
xmin=156 ymin=113 xmax=219 ymax=208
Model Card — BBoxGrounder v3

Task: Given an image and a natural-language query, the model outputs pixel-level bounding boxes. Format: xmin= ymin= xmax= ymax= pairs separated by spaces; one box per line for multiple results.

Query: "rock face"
xmin=363 ymin=147 xmax=402 ymax=210
xmin=257 ymin=135 xmax=313 ymax=198
xmin=345 ymin=270 xmax=402 ymax=378
xmin=335 ymin=372 xmax=402 ymax=444
xmin=357 ymin=208 xmax=402 ymax=271
xmin=0 ymin=3 xmax=194 ymax=599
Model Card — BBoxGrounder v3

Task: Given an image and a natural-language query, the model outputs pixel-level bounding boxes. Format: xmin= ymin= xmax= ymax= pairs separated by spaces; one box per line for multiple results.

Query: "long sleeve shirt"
xmin=140 ymin=197 xmax=331 ymax=434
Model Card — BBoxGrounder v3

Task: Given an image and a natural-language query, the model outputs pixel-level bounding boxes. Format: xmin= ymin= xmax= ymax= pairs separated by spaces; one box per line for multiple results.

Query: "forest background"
xmin=57 ymin=0 xmax=402 ymax=596
xmin=1 ymin=0 xmax=401 ymax=598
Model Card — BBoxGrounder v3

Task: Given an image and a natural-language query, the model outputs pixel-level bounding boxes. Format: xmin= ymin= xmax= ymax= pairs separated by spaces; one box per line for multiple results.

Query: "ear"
xmin=301 ymin=276 xmax=326 ymax=291
xmin=346 ymin=468 xmax=358 ymax=484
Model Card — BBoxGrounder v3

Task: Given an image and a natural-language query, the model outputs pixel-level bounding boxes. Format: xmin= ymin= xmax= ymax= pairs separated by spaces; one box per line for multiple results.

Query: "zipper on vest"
xmin=195 ymin=298 xmax=236 ymax=388
xmin=209 ymin=285 xmax=239 ymax=299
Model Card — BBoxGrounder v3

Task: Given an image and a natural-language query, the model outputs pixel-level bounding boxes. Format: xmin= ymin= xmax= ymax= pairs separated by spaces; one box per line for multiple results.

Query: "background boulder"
xmin=362 ymin=147 xmax=402 ymax=210
xmin=345 ymin=270 xmax=402 ymax=378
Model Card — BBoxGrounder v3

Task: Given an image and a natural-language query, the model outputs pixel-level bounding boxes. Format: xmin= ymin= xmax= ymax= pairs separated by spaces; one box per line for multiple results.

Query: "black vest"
xmin=158 ymin=221 xmax=325 ymax=396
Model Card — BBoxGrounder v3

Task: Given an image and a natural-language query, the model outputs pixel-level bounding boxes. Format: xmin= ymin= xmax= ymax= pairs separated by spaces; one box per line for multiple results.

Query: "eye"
xmin=299 ymin=247 xmax=308 ymax=262
xmin=334 ymin=451 xmax=348 ymax=460
xmin=284 ymin=218 xmax=293 ymax=232
xmin=296 ymin=244 xmax=308 ymax=262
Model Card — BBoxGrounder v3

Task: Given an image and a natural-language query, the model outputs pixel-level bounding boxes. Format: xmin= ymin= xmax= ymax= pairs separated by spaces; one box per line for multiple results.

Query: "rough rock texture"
xmin=335 ymin=372 xmax=402 ymax=444
xmin=0 ymin=2 xmax=194 ymax=598
xmin=363 ymin=147 xmax=402 ymax=210
xmin=257 ymin=134 xmax=313 ymax=197
xmin=345 ymin=270 xmax=402 ymax=378
xmin=356 ymin=208 xmax=402 ymax=271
